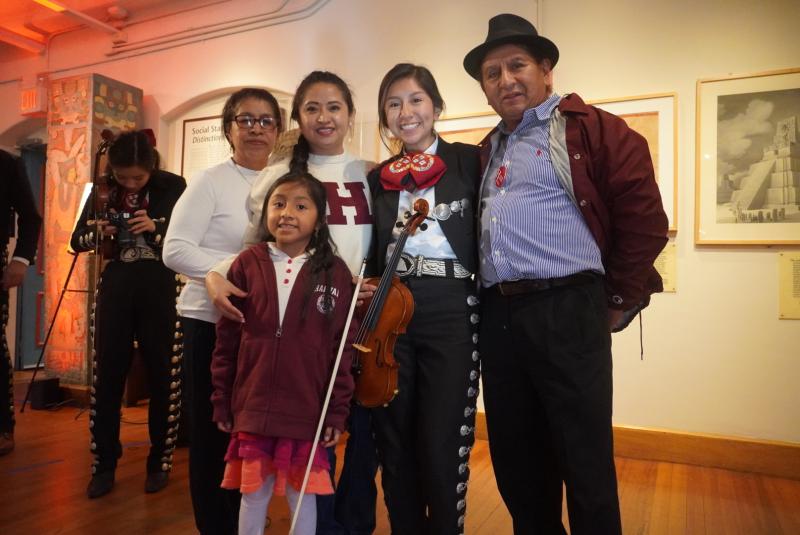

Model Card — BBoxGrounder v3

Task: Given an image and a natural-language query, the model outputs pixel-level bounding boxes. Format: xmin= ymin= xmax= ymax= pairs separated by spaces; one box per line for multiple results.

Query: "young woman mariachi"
xmin=205 ymin=71 xmax=378 ymax=534
xmin=367 ymin=63 xmax=481 ymax=535
xmin=162 ymin=88 xmax=283 ymax=534
xmin=70 ymin=130 xmax=186 ymax=499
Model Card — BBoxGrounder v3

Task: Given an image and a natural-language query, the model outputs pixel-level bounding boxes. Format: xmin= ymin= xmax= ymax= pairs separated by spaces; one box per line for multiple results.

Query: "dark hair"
xmin=107 ymin=130 xmax=158 ymax=174
xmin=518 ymin=43 xmax=551 ymax=67
xmin=221 ymin=87 xmax=283 ymax=152
xmin=260 ymin=171 xmax=338 ymax=317
xmin=289 ymin=71 xmax=355 ymax=174
xmin=377 ymin=63 xmax=445 ymax=150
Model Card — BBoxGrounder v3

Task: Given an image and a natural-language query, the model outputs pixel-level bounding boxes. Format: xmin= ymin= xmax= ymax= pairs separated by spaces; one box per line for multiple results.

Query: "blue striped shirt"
xmin=479 ymin=93 xmax=604 ymax=287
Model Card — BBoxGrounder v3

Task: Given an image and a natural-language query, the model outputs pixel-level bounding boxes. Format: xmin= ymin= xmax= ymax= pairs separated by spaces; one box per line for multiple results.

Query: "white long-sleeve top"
xmin=163 ymin=159 xmax=259 ymax=323
xmin=213 ymin=152 xmax=374 ymax=277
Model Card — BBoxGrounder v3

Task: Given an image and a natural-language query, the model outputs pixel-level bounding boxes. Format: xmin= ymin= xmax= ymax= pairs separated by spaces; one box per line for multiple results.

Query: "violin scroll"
xmin=406 ymin=198 xmax=429 ymax=235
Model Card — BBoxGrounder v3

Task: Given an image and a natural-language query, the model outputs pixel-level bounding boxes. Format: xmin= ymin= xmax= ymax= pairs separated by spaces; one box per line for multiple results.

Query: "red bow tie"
xmin=380 ymin=153 xmax=447 ymax=192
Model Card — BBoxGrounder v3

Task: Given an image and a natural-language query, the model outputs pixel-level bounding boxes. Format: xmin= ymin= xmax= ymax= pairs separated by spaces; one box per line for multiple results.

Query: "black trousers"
xmin=317 ymin=403 xmax=379 ymax=535
xmin=90 ymin=260 xmax=181 ymax=475
xmin=182 ymin=316 xmax=240 ymax=535
xmin=371 ymin=277 xmax=480 ymax=535
xmin=480 ymin=277 xmax=622 ymax=535
xmin=1 ymin=248 xmax=13 ymax=434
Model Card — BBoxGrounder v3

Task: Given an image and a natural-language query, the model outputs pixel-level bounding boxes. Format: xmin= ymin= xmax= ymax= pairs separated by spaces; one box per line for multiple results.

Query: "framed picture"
xmin=695 ymin=68 xmax=800 ymax=245
xmin=375 ymin=111 xmax=499 ymax=161
xmin=180 ymin=115 xmax=230 ymax=181
xmin=435 ymin=111 xmax=499 ymax=145
xmin=591 ymin=93 xmax=678 ymax=233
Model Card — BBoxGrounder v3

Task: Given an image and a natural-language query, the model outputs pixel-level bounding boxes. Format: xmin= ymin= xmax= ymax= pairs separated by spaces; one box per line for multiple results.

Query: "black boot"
xmin=87 ymin=470 xmax=115 ymax=499
xmin=145 ymin=471 xmax=169 ymax=493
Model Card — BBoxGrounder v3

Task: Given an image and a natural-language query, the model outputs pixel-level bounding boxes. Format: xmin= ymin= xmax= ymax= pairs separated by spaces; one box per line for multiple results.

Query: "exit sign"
xmin=20 ymin=85 xmax=47 ymax=116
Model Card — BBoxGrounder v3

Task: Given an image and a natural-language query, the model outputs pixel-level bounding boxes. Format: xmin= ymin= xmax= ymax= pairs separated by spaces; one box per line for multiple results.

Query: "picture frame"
xmin=375 ymin=111 xmax=499 ymax=162
xmin=695 ymin=68 xmax=800 ymax=245
xmin=591 ymin=93 xmax=678 ymax=233
xmin=435 ymin=111 xmax=499 ymax=145
xmin=180 ymin=115 xmax=230 ymax=181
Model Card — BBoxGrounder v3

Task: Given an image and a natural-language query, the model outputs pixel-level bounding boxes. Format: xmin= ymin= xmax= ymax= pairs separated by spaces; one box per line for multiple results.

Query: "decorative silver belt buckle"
xmin=414 ymin=254 xmax=425 ymax=277
xmin=395 ymin=253 xmax=415 ymax=278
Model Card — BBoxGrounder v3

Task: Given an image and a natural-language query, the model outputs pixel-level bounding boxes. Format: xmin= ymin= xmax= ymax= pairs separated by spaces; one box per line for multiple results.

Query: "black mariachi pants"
xmin=1 ymin=247 xmax=13 ymax=434
xmin=181 ymin=316 xmax=240 ymax=535
xmin=90 ymin=260 xmax=181 ymax=475
xmin=371 ymin=276 xmax=480 ymax=535
xmin=317 ymin=403 xmax=379 ymax=535
xmin=480 ymin=277 xmax=622 ymax=535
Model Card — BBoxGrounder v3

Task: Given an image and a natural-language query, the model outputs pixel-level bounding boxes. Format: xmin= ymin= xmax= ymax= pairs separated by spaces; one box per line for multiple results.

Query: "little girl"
xmin=368 ymin=63 xmax=482 ymax=534
xmin=210 ymin=171 xmax=357 ymax=535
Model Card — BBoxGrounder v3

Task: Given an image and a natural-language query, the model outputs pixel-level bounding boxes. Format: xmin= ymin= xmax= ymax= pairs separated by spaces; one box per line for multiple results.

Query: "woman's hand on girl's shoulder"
xmin=216 ymin=421 xmax=233 ymax=433
xmin=206 ymin=271 xmax=246 ymax=322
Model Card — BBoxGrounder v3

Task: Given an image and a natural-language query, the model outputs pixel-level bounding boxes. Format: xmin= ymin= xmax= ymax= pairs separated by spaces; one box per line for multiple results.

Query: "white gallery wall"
xmin=1 ymin=0 xmax=798 ymax=443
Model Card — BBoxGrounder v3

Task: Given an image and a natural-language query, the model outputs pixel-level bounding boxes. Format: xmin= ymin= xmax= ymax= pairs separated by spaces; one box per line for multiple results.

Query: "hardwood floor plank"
xmin=2 ymin=391 xmax=800 ymax=534
xmin=684 ymin=463 xmax=708 ymax=535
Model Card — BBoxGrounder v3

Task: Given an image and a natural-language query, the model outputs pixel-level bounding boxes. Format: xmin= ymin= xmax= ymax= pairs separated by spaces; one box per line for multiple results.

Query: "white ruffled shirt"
xmin=388 ymin=137 xmax=457 ymax=262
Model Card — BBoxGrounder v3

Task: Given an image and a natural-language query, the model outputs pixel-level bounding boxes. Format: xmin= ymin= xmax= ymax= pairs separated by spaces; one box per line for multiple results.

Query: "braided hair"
xmin=288 ymin=71 xmax=355 ymax=174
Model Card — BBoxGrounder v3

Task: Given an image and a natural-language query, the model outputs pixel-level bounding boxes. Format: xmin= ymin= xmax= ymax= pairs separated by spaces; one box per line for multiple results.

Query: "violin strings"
xmin=354 ymin=214 xmax=416 ymax=343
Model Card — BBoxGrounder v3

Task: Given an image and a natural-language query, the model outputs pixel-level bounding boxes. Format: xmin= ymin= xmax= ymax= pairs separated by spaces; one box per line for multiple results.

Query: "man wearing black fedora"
xmin=465 ymin=13 xmax=667 ymax=535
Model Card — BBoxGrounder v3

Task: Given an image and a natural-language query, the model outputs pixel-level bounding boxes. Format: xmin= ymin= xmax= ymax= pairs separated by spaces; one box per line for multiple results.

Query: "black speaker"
xmin=29 ymin=377 xmax=62 ymax=410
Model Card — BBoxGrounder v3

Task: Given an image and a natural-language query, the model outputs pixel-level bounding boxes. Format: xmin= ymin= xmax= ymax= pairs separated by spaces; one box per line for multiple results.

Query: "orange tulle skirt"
xmin=221 ymin=432 xmax=334 ymax=496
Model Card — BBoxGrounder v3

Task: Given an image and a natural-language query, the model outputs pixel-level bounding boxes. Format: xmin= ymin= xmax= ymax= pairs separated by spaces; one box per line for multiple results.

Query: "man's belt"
xmin=495 ymin=271 xmax=598 ymax=296
xmin=396 ymin=253 xmax=471 ymax=279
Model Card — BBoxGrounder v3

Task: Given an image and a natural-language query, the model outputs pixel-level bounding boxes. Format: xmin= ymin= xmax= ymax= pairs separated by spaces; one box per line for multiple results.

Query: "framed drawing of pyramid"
xmin=696 ymin=68 xmax=800 ymax=245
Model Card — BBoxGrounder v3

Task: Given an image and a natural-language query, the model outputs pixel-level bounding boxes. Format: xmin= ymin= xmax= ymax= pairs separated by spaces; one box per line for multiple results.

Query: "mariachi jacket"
xmin=0 ymin=150 xmax=41 ymax=262
xmin=367 ymin=138 xmax=481 ymax=276
xmin=479 ymin=93 xmax=668 ymax=329
xmin=70 ymin=169 xmax=186 ymax=256
xmin=211 ymin=243 xmax=357 ymax=439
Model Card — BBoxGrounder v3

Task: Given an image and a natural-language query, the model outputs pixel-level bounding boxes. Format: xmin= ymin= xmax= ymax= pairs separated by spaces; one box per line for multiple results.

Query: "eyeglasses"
xmin=234 ymin=115 xmax=278 ymax=131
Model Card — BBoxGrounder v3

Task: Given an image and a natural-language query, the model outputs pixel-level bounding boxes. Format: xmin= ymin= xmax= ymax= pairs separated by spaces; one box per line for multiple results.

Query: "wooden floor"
xmin=2 ymin=386 xmax=800 ymax=534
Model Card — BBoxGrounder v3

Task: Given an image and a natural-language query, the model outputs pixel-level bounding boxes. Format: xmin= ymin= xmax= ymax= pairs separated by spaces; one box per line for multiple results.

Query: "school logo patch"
xmin=316 ymin=294 xmax=336 ymax=314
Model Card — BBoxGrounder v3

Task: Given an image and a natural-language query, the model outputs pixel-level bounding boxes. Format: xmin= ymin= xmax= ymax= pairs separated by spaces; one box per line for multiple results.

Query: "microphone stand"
xmin=21 ymin=133 xmax=114 ymax=412
xmin=20 ymin=250 xmax=86 ymax=412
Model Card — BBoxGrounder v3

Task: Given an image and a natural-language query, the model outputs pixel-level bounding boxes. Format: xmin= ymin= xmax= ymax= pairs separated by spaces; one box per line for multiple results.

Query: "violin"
xmin=91 ymin=129 xmax=115 ymax=259
xmin=352 ymin=198 xmax=429 ymax=407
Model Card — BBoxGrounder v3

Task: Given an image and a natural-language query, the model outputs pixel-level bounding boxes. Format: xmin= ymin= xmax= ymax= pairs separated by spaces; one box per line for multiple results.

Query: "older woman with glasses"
xmin=163 ymin=88 xmax=283 ymax=535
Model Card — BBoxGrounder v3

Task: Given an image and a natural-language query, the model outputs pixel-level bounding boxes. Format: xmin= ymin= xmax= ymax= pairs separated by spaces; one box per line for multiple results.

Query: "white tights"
xmin=238 ymin=475 xmax=317 ymax=535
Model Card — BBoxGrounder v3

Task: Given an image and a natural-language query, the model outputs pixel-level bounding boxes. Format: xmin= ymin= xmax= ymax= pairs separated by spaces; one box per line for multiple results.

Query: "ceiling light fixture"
xmin=32 ymin=0 xmax=127 ymax=42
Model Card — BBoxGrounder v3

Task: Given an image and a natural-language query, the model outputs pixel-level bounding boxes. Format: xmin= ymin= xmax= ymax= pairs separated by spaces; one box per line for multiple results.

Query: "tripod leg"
xmin=20 ymin=252 xmax=79 ymax=413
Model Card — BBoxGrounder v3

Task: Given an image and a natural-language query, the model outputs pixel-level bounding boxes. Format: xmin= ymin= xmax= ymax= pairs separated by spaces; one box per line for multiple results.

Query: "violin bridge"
xmin=352 ymin=343 xmax=371 ymax=352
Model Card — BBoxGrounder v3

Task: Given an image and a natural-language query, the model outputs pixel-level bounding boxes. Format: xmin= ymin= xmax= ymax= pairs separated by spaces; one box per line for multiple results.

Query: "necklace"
xmin=230 ymin=157 xmax=259 ymax=186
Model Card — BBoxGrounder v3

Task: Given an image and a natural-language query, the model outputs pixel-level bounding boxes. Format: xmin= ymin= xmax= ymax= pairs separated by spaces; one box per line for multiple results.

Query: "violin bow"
xmin=289 ymin=259 xmax=367 ymax=534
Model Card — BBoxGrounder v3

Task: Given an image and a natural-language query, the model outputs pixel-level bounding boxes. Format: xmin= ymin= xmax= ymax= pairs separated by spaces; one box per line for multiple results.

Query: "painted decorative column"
xmin=44 ymin=74 xmax=142 ymax=386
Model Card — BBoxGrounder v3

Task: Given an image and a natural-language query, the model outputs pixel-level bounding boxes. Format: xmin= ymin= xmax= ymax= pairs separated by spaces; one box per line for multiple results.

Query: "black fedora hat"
xmin=463 ymin=13 xmax=559 ymax=80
